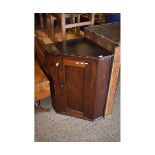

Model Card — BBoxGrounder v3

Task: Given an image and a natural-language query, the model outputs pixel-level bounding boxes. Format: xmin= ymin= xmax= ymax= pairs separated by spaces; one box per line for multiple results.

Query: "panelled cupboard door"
xmin=63 ymin=59 xmax=91 ymax=118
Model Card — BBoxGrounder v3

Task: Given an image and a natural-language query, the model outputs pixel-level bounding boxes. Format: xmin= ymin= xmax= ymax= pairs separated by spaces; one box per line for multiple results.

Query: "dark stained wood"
xmin=35 ymin=36 xmax=44 ymax=65
xmin=46 ymin=14 xmax=50 ymax=37
xmin=63 ymin=59 xmax=85 ymax=68
xmin=64 ymin=65 xmax=84 ymax=113
xmin=52 ymin=55 xmax=65 ymax=112
xmin=84 ymin=61 xmax=98 ymax=120
xmin=45 ymin=37 xmax=113 ymax=59
xmin=62 ymin=59 xmax=91 ymax=117
xmin=95 ymin=57 xmax=113 ymax=117
xmin=39 ymin=13 xmax=44 ymax=31
xmin=35 ymin=36 xmax=113 ymax=120
xmin=84 ymin=23 xmax=120 ymax=116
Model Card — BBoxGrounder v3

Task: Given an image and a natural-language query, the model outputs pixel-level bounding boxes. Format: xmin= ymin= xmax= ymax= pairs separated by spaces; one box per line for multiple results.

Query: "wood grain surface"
xmin=105 ymin=47 xmax=120 ymax=115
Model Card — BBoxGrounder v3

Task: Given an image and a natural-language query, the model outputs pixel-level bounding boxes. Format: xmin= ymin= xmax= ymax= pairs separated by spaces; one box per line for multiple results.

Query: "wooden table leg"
xmin=39 ymin=13 xmax=44 ymax=31
xmin=61 ymin=13 xmax=66 ymax=41
xmin=45 ymin=13 xmax=48 ymax=33
xmin=50 ymin=16 xmax=55 ymax=40
xmin=35 ymin=100 xmax=50 ymax=113
xmin=46 ymin=14 xmax=51 ymax=37
xmin=71 ymin=16 xmax=75 ymax=34
xmin=105 ymin=47 xmax=120 ymax=115
xmin=91 ymin=13 xmax=95 ymax=25
xmin=75 ymin=14 xmax=81 ymax=36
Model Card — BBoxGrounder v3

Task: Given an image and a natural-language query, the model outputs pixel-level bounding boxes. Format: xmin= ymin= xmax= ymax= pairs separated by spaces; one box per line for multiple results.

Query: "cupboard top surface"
xmin=45 ymin=38 xmax=113 ymax=59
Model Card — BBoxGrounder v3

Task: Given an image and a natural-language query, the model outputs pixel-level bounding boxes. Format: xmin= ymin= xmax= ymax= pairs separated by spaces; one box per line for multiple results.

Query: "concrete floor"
xmin=35 ymin=78 xmax=120 ymax=142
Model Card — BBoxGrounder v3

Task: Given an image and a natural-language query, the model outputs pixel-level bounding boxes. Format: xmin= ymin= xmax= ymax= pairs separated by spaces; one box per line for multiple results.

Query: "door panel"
xmin=65 ymin=65 xmax=84 ymax=112
xmin=63 ymin=59 xmax=90 ymax=117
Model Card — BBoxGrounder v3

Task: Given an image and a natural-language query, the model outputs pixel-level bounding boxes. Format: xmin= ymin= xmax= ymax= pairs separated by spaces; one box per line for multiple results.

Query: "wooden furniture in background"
xmin=39 ymin=13 xmax=44 ymax=31
xmin=46 ymin=14 xmax=56 ymax=40
xmin=35 ymin=61 xmax=51 ymax=113
xmin=84 ymin=23 xmax=120 ymax=115
xmin=46 ymin=13 xmax=95 ymax=41
xmin=35 ymin=36 xmax=113 ymax=120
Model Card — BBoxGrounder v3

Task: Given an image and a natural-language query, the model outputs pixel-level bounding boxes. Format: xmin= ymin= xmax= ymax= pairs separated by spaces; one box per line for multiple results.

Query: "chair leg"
xmin=35 ymin=100 xmax=50 ymax=113
xmin=71 ymin=16 xmax=75 ymax=34
xmin=91 ymin=13 xmax=95 ymax=25
xmin=61 ymin=13 xmax=66 ymax=41
xmin=39 ymin=13 xmax=44 ymax=31
xmin=38 ymin=100 xmax=41 ymax=107
xmin=46 ymin=15 xmax=51 ymax=37
xmin=50 ymin=16 xmax=56 ymax=40
xmin=75 ymin=14 xmax=81 ymax=36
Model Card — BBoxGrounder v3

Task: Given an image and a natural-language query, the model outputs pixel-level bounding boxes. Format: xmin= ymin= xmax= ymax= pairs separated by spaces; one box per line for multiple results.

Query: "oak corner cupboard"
xmin=35 ymin=37 xmax=114 ymax=121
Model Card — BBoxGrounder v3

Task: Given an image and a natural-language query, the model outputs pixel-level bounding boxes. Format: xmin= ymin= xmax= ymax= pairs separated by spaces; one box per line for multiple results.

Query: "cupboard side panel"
xmin=95 ymin=56 xmax=113 ymax=118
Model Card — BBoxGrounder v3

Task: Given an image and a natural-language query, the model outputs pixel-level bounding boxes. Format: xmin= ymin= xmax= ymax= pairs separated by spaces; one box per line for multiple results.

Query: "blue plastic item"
xmin=106 ymin=13 xmax=120 ymax=23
